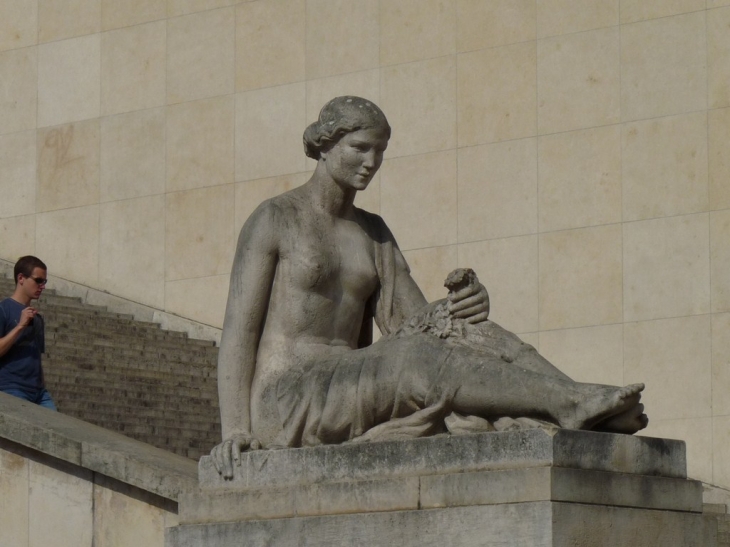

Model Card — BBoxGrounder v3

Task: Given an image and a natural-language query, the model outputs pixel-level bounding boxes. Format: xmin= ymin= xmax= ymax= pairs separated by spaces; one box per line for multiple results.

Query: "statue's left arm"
xmin=371 ymin=212 xmax=489 ymax=326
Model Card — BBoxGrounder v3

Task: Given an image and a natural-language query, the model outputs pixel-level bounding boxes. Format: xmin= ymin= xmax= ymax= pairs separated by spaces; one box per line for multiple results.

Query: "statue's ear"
xmin=318 ymin=138 xmax=336 ymax=160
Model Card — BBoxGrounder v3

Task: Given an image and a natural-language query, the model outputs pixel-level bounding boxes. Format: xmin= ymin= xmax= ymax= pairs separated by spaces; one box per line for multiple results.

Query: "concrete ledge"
xmin=0 ymin=392 xmax=198 ymax=501
xmin=0 ymin=258 xmax=222 ymax=344
xmin=198 ymin=429 xmax=687 ymax=490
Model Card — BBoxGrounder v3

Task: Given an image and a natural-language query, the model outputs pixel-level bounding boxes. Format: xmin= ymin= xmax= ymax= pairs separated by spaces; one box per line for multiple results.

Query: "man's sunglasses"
xmin=27 ymin=276 xmax=48 ymax=286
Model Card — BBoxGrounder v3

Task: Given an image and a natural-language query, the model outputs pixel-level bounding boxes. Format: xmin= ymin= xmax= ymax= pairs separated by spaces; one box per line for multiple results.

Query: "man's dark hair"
xmin=14 ymin=256 xmax=47 ymax=285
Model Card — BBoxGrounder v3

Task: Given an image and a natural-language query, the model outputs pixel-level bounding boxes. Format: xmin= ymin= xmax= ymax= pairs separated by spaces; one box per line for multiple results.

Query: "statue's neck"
xmin=307 ymin=164 xmax=358 ymax=218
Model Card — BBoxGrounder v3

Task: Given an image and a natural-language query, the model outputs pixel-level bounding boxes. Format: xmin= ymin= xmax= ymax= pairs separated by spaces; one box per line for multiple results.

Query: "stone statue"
xmin=211 ymin=96 xmax=647 ymax=478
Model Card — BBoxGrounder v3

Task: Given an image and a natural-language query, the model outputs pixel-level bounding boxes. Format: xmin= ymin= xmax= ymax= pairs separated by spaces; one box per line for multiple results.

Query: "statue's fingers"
xmin=450 ymin=298 xmax=488 ymax=317
xmin=222 ymin=442 xmax=234 ymax=480
xmin=447 ymin=283 xmax=479 ymax=302
xmin=448 ymin=292 xmax=484 ymax=313
xmin=465 ymin=311 xmax=490 ymax=324
xmin=250 ymin=438 xmax=261 ymax=450
xmin=211 ymin=445 xmax=222 ymax=474
xmin=232 ymin=440 xmax=242 ymax=466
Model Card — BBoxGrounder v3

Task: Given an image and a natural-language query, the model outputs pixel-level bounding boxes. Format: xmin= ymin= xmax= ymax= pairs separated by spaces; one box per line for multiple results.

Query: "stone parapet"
xmin=0 ymin=392 xmax=197 ymax=501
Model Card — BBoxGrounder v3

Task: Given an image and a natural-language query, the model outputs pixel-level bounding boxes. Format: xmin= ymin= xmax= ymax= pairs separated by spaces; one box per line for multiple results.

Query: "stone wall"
xmin=0 ymin=392 xmax=197 ymax=547
xmin=0 ymin=442 xmax=178 ymax=547
xmin=0 ymin=1 xmax=728 ymax=487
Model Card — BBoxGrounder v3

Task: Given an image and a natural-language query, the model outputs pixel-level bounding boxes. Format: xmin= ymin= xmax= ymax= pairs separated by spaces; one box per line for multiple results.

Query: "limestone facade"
xmin=0 ymin=1 xmax=728 ymax=486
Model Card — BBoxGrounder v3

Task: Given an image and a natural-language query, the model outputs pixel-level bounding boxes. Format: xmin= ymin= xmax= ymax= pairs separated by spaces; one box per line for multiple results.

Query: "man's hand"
xmin=210 ymin=433 xmax=262 ymax=480
xmin=18 ymin=307 xmax=37 ymax=327
xmin=447 ymin=281 xmax=490 ymax=324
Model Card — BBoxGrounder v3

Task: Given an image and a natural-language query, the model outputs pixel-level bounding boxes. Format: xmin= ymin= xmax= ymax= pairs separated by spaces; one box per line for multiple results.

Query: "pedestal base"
xmin=166 ymin=430 xmax=716 ymax=547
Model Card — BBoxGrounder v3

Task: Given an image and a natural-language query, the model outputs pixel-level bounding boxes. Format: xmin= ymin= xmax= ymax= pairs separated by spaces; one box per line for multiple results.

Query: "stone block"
xmin=168 ymin=501 xmax=711 ymax=547
xmin=0 ymin=47 xmax=37 ymax=135
xmin=458 ymin=236 xmax=538 ymax=335
xmin=457 ymin=42 xmax=537 ymax=146
xmin=100 ymin=21 xmax=166 ymax=116
xmin=28 ymin=456 xmax=94 ymax=547
xmin=0 ymin=0 xmax=37 ymax=53
xmin=0 ymin=130 xmax=36 ymax=218
xmin=197 ymin=430 xmax=687 ymax=489
xmin=0 ymin=392 xmax=197 ymax=501
xmin=166 ymin=7 xmax=234 ymax=104
xmin=537 ymin=27 xmax=620 ymax=135
xmin=420 ymin=467 xmax=701 ymax=512
xmin=38 ymin=34 xmax=101 ymax=128
xmin=457 ymin=0 xmax=536 ymax=51
xmin=380 ymin=150 xmax=457 ymax=250
xmin=537 ymin=0 xmax=618 ymax=37
xmin=622 ymin=214 xmax=710 ymax=323
xmin=620 ymin=12 xmax=706 ymax=121
xmin=539 ymin=224 xmax=623 ymax=330
xmin=0 ymin=445 xmax=29 ymax=547
xmin=305 ymin=0 xmax=379 ymax=80
xmin=380 ymin=0 xmax=456 ymax=66
xmin=380 ymin=56 xmax=457 ymax=158
xmin=180 ymin=476 xmax=420 ymax=524
xmin=235 ymin=0 xmax=305 ymax=92
xmin=457 ymin=138 xmax=538 ymax=242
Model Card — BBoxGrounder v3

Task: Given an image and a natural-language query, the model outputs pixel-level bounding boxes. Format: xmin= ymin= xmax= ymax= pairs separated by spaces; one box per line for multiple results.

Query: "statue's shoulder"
xmin=353 ymin=206 xmax=385 ymax=230
xmin=353 ymin=207 xmax=394 ymax=242
xmin=247 ymin=190 xmax=305 ymax=228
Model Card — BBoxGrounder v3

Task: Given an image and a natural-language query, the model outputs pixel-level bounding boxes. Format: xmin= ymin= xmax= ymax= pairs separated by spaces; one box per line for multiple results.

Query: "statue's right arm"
xmin=212 ymin=203 xmax=279 ymax=478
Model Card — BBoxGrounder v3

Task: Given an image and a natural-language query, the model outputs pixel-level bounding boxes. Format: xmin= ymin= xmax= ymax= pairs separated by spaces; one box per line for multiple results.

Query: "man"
xmin=0 ymin=256 xmax=56 ymax=410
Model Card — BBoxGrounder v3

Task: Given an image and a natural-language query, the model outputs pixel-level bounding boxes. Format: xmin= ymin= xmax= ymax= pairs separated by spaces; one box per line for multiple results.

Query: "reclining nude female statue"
xmin=211 ymin=96 xmax=648 ymax=478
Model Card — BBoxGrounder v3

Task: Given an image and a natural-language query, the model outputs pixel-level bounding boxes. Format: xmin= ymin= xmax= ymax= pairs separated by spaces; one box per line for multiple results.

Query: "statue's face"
xmin=322 ymin=127 xmax=389 ymax=191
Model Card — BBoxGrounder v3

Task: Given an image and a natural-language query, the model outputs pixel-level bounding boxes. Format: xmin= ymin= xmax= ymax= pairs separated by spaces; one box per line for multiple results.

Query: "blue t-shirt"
xmin=0 ymin=298 xmax=45 ymax=393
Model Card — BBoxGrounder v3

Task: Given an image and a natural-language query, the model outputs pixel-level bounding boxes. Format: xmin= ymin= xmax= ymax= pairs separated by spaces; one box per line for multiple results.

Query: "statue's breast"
xmin=278 ymin=219 xmax=378 ymax=302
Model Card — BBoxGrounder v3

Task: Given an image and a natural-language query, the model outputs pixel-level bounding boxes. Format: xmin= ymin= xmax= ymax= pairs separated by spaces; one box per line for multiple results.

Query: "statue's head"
xmin=303 ymin=96 xmax=391 ymax=160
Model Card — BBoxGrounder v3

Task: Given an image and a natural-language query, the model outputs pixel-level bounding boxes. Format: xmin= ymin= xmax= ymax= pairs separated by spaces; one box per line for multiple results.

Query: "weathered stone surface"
xmin=0 ymin=392 xmax=197 ymax=500
xmin=177 ymin=430 xmax=703 ymax=544
xmin=167 ymin=501 xmax=713 ymax=547
xmin=182 ymin=466 xmax=700 ymax=524
xmin=421 ymin=467 xmax=701 ymax=513
xmin=180 ymin=476 xmax=420 ymax=524
xmin=199 ymin=429 xmax=686 ymax=489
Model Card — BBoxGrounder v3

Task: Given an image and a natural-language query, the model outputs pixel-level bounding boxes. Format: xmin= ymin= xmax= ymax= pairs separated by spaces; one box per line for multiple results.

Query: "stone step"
xmin=68 ymin=414 xmax=218 ymax=448
xmin=45 ymin=356 xmax=216 ymax=379
xmin=52 ymin=402 xmax=222 ymax=429
xmin=2 ymin=272 xmax=222 ymax=460
xmin=57 ymin=409 xmax=219 ymax=443
xmin=38 ymin=302 xmax=134 ymax=320
xmin=46 ymin=341 xmax=217 ymax=363
xmin=47 ymin=323 xmax=194 ymax=342
xmin=38 ymin=293 xmax=96 ymax=310
xmin=45 ymin=374 xmax=218 ymax=401
xmin=46 ymin=329 xmax=213 ymax=352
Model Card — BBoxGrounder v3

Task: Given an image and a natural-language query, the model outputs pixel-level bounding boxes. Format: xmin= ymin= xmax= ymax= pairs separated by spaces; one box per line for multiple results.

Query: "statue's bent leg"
xmin=275 ymin=332 xmax=644 ymax=447
xmin=416 ymin=335 xmax=642 ymax=430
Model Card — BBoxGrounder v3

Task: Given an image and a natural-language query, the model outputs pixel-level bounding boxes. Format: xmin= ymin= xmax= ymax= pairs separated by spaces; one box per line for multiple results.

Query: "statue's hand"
xmin=448 ymin=281 xmax=490 ymax=324
xmin=210 ymin=433 xmax=261 ymax=480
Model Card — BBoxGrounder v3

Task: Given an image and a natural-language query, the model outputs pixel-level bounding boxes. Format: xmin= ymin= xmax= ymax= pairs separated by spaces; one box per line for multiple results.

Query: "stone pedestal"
xmin=166 ymin=430 xmax=716 ymax=546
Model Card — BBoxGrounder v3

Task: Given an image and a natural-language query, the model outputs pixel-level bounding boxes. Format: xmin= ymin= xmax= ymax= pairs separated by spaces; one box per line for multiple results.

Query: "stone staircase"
xmin=0 ymin=276 xmax=221 ymax=460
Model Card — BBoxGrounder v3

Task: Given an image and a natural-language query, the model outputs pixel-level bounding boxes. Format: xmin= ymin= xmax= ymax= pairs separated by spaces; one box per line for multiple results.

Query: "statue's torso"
xmin=250 ymin=193 xmax=380 ymax=440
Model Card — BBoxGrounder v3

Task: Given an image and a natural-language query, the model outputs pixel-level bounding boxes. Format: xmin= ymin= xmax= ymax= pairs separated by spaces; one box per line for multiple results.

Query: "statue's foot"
xmin=558 ymin=383 xmax=644 ymax=431
xmin=595 ymin=403 xmax=648 ymax=434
